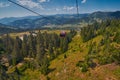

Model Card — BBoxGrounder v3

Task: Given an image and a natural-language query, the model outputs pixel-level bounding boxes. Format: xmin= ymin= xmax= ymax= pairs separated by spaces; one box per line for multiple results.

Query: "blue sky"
xmin=0 ymin=0 xmax=120 ymax=18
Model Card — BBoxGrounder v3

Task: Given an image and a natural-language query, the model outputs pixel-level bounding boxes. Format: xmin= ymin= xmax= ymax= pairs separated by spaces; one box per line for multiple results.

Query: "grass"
xmin=21 ymin=69 xmax=44 ymax=80
xmin=113 ymin=67 xmax=120 ymax=79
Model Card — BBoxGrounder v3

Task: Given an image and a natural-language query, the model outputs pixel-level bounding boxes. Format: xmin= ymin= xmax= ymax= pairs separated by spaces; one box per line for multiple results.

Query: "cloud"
xmin=17 ymin=0 xmax=43 ymax=9
xmin=38 ymin=0 xmax=50 ymax=3
xmin=63 ymin=6 xmax=75 ymax=11
xmin=55 ymin=8 xmax=61 ymax=11
xmin=0 ymin=3 xmax=10 ymax=8
xmin=81 ymin=0 xmax=86 ymax=3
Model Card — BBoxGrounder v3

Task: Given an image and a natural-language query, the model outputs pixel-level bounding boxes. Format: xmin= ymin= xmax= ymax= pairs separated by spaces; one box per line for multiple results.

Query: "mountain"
xmin=0 ymin=23 xmax=15 ymax=34
xmin=0 ymin=14 xmax=85 ymax=25
xmin=9 ymin=19 xmax=34 ymax=29
xmin=1 ymin=11 xmax=120 ymax=29
xmin=8 ymin=14 xmax=88 ymax=29
xmin=0 ymin=16 xmax=41 ymax=24
xmin=0 ymin=23 xmax=23 ymax=35
xmin=81 ymin=11 xmax=120 ymax=22
xmin=0 ymin=17 xmax=19 ymax=24
xmin=90 ymin=11 xmax=120 ymax=19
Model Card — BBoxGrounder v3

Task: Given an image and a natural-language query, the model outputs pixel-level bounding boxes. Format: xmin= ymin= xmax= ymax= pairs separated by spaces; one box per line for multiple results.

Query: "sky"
xmin=0 ymin=0 xmax=120 ymax=18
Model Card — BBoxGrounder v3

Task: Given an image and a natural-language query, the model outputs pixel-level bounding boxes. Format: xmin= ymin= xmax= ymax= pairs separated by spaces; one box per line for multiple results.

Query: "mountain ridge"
xmin=0 ymin=11 xmax=120 ymax=29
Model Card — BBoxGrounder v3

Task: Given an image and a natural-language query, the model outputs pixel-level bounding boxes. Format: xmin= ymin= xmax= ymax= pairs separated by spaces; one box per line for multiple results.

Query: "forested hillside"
xmin=0 ymin=30 xmax=76 ymax=80
xmin=47 ymin=19 xmax=120 ymax=80
xmin=0 ymin=19 xmax=120 ymax=80
xmin=77 ymin=19 xmax=120 ymax=72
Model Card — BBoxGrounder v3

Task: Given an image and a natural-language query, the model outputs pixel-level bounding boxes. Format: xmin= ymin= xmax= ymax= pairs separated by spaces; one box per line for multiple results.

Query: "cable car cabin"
xmin=60 ymin=31 xmax=66 ymax=37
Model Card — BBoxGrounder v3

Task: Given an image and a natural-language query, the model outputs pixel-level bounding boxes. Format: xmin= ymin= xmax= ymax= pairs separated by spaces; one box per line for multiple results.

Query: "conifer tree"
xmin=28 ymin=32 xmax=36 ymax=58
xmin=21 ymin=34 xmax=28 ymax=57
xmin=3 ymin=34 xmax=13 ymax=54
xmin=36 ymin=31 xmax=45 ymax=66
xmin=40 ymin=55 xmax=49 ymax=75
xmin=12 ymin=36 xmax=22 ymax=65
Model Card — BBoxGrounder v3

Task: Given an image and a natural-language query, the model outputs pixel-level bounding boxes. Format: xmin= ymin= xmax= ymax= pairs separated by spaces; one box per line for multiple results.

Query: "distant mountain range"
xmin=0 ymin=11 xmax=120 ymax=29
xmin=5 ymin=14 xmax=88 ymax=29
xmin=0 ymin=16 xmax=41 ymax=24
xmin=0 ymin=23 xmax=17 ymax=35
xmin=85 ymin=11 xmax=120 ymax=22
xmin=0 ymin=23 xmax=25 ymax=35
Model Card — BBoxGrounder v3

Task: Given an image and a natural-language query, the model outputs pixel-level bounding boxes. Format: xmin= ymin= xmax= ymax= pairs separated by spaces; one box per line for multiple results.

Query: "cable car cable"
xmin=8 ymin=0 xmax=80 ymax=29
xmin=7 ymin=0 xmax=62 ymax=25
xmin=76 ymin=0 xmax=79 ymax=17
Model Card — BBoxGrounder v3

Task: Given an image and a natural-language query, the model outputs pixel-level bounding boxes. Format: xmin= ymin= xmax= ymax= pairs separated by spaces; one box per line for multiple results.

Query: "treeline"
xmin=0 ymin=30 xmax=76 ymax=80
xmin=80 ymin=19 xmax=120 ymax=42
xmin=77 ymin=19 xmax=120 ymax=72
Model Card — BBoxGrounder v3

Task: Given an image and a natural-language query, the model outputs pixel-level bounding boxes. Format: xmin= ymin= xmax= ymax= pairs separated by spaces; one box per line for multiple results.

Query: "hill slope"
xmin=0 ymin=19 xmax=120 ymax=80
xmin=47 ymin=34 xmax=120 ymax=80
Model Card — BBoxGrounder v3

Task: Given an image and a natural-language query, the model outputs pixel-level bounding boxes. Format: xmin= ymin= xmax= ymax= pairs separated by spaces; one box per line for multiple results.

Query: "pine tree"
xmin=60 ymin=37 xmax=68 ymax=53
xmin=12 ymin=36 xmax=22 ymax=65
xmin=21 ymin=34 xmax=28 ymax=57
xmin=36 ymin=31 xmax=45 ymax=66
xmin=28 ymin=32 xmax=36 ymax=58
xmin=40 ymin=55 xmax=49 ymax=75
xmin=3 ymin=34 xmax=14 ymax=54
xmin=48 ymin=42 xmax=54 ymax=59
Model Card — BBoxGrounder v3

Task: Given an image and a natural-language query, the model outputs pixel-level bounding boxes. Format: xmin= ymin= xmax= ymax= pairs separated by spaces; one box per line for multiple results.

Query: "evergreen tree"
xmin=60 ymin=37 xmax=68 ymax=53
xmin=12 ymin=36 xmax=22 ymax=65
xmin=36 ymin=31 xmax=45 ymax=66
xmin=48 ymin=41 xmax=54 ymax=59
xmin=28 ymin=32 xmax=36 ymax=58
xmin=21 ymin=35 xmax=28 ymax=57
xmin=40 ymin=55 xmax=49 ymax=75
xmin=2 ymin=34 xmax=14 ymax=54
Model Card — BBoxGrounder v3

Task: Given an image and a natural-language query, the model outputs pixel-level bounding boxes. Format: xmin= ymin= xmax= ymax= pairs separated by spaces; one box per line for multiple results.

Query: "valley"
xmin=0 ymin=19 xmax=120 ymax=80
xmin=0 ymin=0 xmax=120 ymax=79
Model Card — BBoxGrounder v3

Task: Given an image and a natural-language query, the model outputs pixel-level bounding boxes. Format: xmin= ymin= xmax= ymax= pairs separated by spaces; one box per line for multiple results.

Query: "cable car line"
xmin=7 ymin=0 xmax=62 ymax=25
xmin=8 ymin=0 xmax=80 ymax=29
xmin=8 ymin=0 xmax=43 ymax=17
xmin=76 ymin=0 xmax=79 ymax=18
